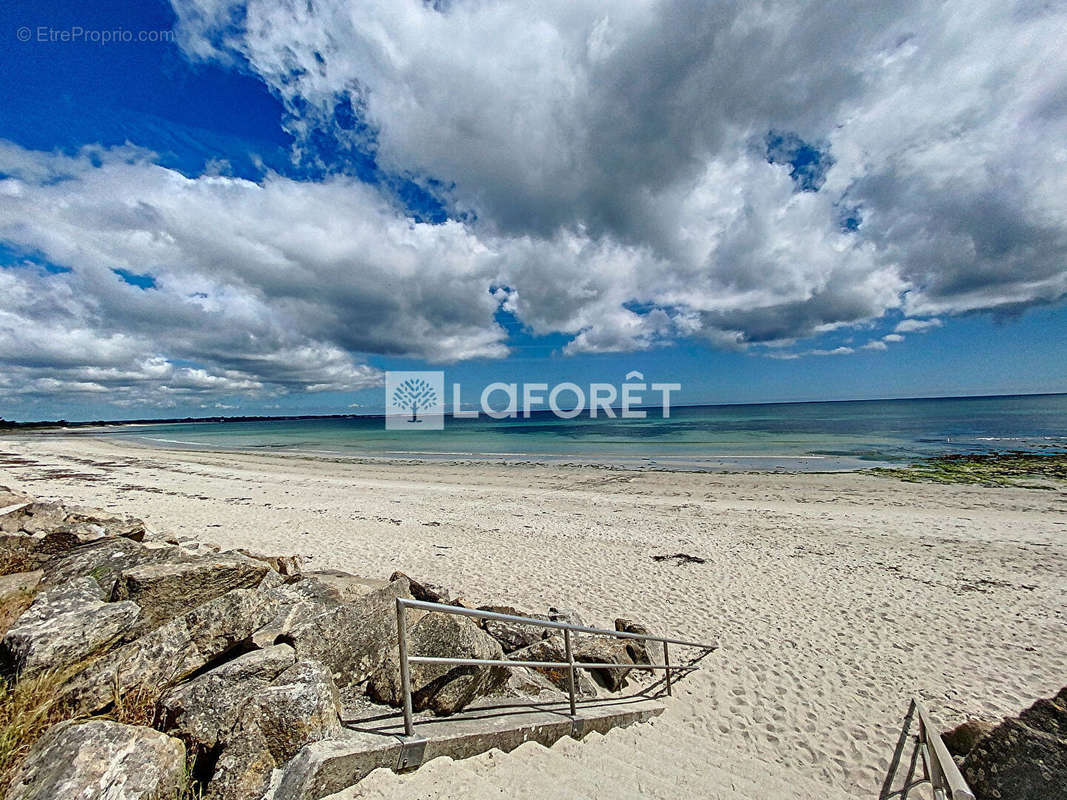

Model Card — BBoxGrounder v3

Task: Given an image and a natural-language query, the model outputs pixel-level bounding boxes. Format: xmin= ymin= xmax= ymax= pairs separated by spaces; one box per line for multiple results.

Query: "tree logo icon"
xmin=385 ymin=371 xmax=445 ymax=430
xmin=392 ymin=377 xmax=439 ymax=423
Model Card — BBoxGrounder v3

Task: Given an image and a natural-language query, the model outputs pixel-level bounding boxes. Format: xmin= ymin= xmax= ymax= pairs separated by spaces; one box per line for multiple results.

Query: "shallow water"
xmin=74 ymin=393 xmax=1067 ymax=471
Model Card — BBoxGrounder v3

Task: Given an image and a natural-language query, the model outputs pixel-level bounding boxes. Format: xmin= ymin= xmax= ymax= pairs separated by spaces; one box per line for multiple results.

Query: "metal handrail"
xmin=913 ymin=698 xmax=975 ymax=800
xmin=395 ymin=597 xmax=719 ymax=737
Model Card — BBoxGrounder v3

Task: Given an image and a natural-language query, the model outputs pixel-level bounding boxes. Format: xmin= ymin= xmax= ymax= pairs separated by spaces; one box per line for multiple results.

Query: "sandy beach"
xmin=1 ymin=434 xmax=1064 ymax=798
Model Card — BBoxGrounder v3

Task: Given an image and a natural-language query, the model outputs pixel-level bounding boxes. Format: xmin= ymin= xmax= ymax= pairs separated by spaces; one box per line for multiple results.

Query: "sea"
xmin=81 ymin=393 xmax=1067 ymax=472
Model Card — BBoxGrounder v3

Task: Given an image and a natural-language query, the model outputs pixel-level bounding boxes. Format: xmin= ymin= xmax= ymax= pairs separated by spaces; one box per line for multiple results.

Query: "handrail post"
xmin=920 ymin=715 xmax=948 ymax=800
xmin=396 ymin=598 xmax=415 ymax=737
xmin=913 ymin=697 xmax=975 ymax=800
xmin=564 ymin=627 xmax=577 ymax=717
xmin=664 ymin=641 xmax=671 ymax=696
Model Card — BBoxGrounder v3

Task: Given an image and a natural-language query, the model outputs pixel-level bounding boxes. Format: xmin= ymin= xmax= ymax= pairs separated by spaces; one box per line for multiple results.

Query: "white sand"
xmin=1 ymin=435 xmax=1064 ymax=798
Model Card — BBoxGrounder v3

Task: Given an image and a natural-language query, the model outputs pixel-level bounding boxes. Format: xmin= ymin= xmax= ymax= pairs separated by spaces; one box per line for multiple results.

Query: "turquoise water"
xmin=86 ymin=393 xmax=1067 ymax=472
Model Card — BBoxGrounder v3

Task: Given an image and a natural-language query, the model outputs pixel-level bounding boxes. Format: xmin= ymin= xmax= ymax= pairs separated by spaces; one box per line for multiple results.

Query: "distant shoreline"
xmin=3 ymin=390 xmax=1065 ymax=429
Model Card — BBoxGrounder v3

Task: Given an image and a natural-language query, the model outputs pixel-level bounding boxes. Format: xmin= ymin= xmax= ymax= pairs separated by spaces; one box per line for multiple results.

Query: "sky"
xmin=0 ymin=0 xmax=1065 ymax=421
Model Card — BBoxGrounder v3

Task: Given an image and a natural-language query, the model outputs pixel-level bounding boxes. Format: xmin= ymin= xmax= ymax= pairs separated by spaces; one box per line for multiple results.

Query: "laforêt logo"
xmin=384 ymin=370 xmax=681 ymax=431
xmin=385 ymin=371 xmax=445 ymax=429
xmin=393 ymin=377 xmax=439 ymax=422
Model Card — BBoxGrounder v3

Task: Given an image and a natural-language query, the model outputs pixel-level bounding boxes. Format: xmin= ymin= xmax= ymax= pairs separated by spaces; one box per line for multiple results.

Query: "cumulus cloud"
xmin=2 ymin=0 xmax=1066 ymax=409
xmin=768 ymin=345 xmax=855 ymax=360
xmin=895 ymin=318 xmax=942 ymax=333
xmin=170 ymin=0 xmax=1066 ymax=320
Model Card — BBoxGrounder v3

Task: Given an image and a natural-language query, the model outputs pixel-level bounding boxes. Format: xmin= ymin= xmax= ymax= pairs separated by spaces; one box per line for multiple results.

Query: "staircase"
xmin=333 ymin=702 xmax=858 ymax=800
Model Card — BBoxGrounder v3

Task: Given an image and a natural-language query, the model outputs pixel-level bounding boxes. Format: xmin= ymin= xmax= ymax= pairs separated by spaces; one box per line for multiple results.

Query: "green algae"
xmin=868 ymin=452 xmax=1067 ymax=489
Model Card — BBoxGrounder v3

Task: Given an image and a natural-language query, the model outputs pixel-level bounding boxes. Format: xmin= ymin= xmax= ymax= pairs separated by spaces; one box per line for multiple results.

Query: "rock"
xmin=0 ymin=569 xmax=42 ymax=635
xmin=548 ymin=606 xmax=585 ymax=628
xmin=504 ymin=666 xmax=566 ymax=698
xmin=251 ymin=572 xmax=382 ymax=649
xmin=34 ymin=530 xmax=84 ymax=556
xmin=0 ymin=534 xmax=42 ymax=574
xmin=943 ymin=719 xmax=996 ymax=758
xmin=257 ymin=569 xmax=288 ymax=591
xmin=55 ymin=521 xmax=109 ymax=542
xmin=286 ymin=574 xmax=350 ymax=605
xmin=961 ymin=687 xmax=1067 ymax=800
xmin=41 ymin=536 xmax=189 ymax=596
xmin=1017 ymin=687 xmax=1067 ymax=738
xmin=307 ymin=570 xmax=391 ymax=603
xmin=279 ymin=576 xmax=412 ymax=687
xmin=7 ymin=719 xmax=185 ymax=800
xmin=1 ymin=576 xmax=142 ymax=680
xmin=0 ymin=513 xmax=28 ymax=537
xmin=478 ymin=605 xmax=548 ymax=653
xmin=179 ymin=540 xmax=222 ymax=556
xmin=9 ymin=502 xmax=66 ymax=535
xmin=237 ymin=549 xmax=303 ymax=576
xmin=113 ymin=555 xmax=269 ymax=629
xmin=483 ymin=618 xmax=547 ymax=653
xmin=0 ymin=502 xmax=148 ymax=541
xmin=615 ymin=617 xmax=654 ymax=665
xmin=0 ymin=486 xmax=32 ymax=508
xmin=159 ymin=644 xmax=297 ymax=750
xmin=390 ymin=570 xmax=452 ymax=604
xmin=207 ymin=659 xmax=342 ymax=800
xmin=509 ymin=635 xmax=598 ymax=697
xmin=0 ymin=530 xmax=82 ymax=573
xmin=253 ymin=600 xmax=322 ymax=649
xmin=283 ymin=571 xmax=390 ymax=606
xmin=63 ymin=510 xmax=149 ymax=542
xmin=574 ymin=637 xmax=634 ymax=691
xmin=368 ymin=611 xmax=510 ymax=715
xmin=63 ymin=588 xmax=280 ymax=715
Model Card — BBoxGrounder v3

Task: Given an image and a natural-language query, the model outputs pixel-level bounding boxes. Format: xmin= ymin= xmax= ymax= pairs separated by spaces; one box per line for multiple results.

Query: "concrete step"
xmin=301 ymin=696 xmax=664 ymax=800
xmin=359 ymin=756 xmax=510 ymax=800
xmin=323 ymin=698 xmax=859 ymax=800
xmin=483 ymin=743 xmax=595 ymax=800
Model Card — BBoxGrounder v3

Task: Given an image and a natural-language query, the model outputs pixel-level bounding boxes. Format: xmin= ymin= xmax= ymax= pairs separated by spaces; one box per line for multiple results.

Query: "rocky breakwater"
xmin=943 ymin=687 xmax=1067 ymax=800
xmin=0 ymin=487 xmax=652 ymax=800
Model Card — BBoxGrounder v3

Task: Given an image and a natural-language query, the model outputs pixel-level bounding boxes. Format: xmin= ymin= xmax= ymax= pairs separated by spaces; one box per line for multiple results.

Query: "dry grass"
xmin=107 ymin=680 xmax=162 ymax=728
xmin=0 ymin=669 xmax=76 ymax=796
xmin=106 ymin=682 xmax=203 ymax=800
xmin=0 ymin=671 xmax=198 ymax=798
xmin=0 ymin=585 xmax=37 ymax=637
xmin=177 ymin=759 xmax=205 ymax=800
xmin=0 ymin=663 xmax=165 ymax=794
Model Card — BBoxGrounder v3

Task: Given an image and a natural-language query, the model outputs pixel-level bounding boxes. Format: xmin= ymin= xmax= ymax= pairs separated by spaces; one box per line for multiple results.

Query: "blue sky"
xmin=1 ymin=0 xmax=1065 ymax=420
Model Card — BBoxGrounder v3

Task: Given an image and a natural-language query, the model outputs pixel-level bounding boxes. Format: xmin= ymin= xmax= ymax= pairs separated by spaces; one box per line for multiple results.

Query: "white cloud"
xmin=895 ymin=318 xmax=942 ymax=333
xmin=767 ymin=345 xmax=855 ymax=359
xmin=170 ymin=0 xmax=1067 ymax=327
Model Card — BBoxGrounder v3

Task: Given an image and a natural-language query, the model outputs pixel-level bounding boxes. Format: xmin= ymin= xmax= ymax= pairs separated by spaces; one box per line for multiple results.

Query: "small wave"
xmin=139 ymin=437 xmax=205 ymax=446
xmin=974 ymin=436 xmax=1066 ymax=441
xmin=383 ymin=450 xmax=531 ymax=457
